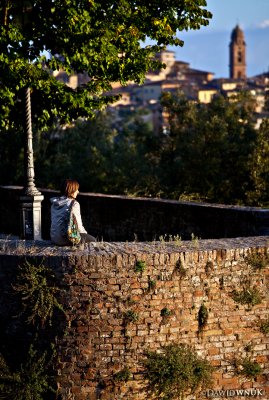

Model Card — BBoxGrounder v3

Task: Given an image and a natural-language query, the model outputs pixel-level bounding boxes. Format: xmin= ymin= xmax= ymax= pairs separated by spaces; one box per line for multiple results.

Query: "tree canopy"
xmin=159 ymin=91 xmax=257 ymax=204
xmin=0 ymin=0 xmax=212 ymax=130
xmin=2 ymin=91 xmax=269 ymax=206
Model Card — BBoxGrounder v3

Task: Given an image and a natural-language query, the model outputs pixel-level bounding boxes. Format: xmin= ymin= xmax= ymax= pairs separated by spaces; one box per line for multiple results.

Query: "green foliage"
xmin=191 ymin=233 xmax=200 ymax=247
xmin=236 ymin=357 xmax=262 ymax=379
xmin=160 ymin=91 xmax=257 ymax=204
xmin=177 ymin=263 xmax=187 ymax=278
xmin=259 ymin=318 xmax=269 ymax=335
xmin=198 ymin=303 xmax=209 ymax=330
xmin=13 ymin=260 xmax=64 ymax=326
xmin=0 ymin=344 xmax=55 ymax=400
xmin=231 ymin=285 xmax=262 ymax=308
xmin=113 ymin=367 xmax=131 ymax=383
xmin=246 ymin=119 xmax=269 ymax=206
xmin=0 ymin=127 xmax=24 ymax=185
xmin=134 ymin=260 xmax=146 ymax=273
xmin=205 ymin=261 xmax=214 ymax=275
xmin=124 ymin=310 xmax=139 ymax=325
xmin=160 ymin=308 xmax=172 ymax=317
xmin=0 ymin=0 xmax=212 ymax=131
xmin=148 ymin=279 xmax=157 ymax=291
xmin=3 ymin=90 xmax=269 ymax=208
xmin=245 ymin=252 xmax=269 ymax=271
xmin=0 ymin=259 xmax=65 ymax=400
xmin=143 ymin=343 xmax=213 ymax=400
xmin=32 ymin=110 xmax=160 ymax=193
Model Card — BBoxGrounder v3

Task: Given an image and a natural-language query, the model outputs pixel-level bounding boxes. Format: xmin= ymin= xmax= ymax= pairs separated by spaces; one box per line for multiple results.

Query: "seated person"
xmin=50 ymin=179 xmax=96 ymax=245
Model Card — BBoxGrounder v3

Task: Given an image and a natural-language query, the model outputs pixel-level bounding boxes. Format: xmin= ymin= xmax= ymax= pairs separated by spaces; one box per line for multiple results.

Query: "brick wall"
xmin=0 ymin=236 xmax=269 ymax=399
xmin=1 ymin=185 xmax=269 ymax=241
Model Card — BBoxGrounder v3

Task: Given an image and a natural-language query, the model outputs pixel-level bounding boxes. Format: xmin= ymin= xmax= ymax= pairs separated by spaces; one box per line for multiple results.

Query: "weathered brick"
xmin=1 ymin=237 xmax=269 ymax=399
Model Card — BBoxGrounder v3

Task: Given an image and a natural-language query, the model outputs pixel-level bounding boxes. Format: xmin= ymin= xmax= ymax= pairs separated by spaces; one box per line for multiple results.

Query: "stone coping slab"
xmin=0 ymin=234 xmax=268 ymax=257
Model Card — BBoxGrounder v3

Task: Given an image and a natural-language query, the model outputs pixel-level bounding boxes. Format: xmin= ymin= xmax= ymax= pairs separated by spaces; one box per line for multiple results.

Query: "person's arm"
xmin=72 ymin=201 xmax=87 ymax=234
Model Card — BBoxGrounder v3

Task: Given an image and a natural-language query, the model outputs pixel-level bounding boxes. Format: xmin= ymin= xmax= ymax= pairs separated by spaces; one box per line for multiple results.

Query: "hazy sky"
xmin=168 ymin=0 xmax=269 ymax=78
xmin=200 ymin=0 xmax=269 ymax=32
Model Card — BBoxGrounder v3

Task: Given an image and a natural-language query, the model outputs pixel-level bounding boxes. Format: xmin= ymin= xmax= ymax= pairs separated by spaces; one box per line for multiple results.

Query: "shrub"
xmin=134 ymin=260 xmax=146 ymax=273
xmin=198 ymin=303 xmax=209 ymax=330
xmin=160 ymin=308 xmax=172 ymax=317
xmin=1 ymin=260 xmax=65 ymax=400
xmin=113 ymin=367 xmax=131 ymax=382
xmin=236 ymin=357 xmax=262 ymax=379
xmin=259 ymin=318 xmax=269 ymax=334
xmin=142 ymin=343 xmax=213 ymax=400
xmin=231 ymin=285 xmax=262 ymax=308
xmin=245 ymin=253 xmax=269 ymax=270
xmin=13 ymin=260 xmax=64 ymax=327
xmin=0 ymin=345 xmax=55 ymax=400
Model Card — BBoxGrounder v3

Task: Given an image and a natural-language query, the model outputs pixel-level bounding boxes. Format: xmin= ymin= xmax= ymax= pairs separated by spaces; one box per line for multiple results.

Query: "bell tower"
xmin=229 ymin=25 xmax=246 ymax=79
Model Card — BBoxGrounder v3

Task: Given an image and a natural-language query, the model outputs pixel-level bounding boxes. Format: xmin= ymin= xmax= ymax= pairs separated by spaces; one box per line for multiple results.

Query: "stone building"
xmin=51 ymin=26 xmax=268 ymax=132
xmin=229 ymin=24 xmax=247 ymax=79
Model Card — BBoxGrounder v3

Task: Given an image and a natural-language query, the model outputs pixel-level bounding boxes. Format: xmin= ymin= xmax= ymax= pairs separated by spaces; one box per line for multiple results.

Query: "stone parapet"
xmin=1 ymin=185 xmax=269 ymax=241
xmin=0 ymin=236 xmax=269 ymax=399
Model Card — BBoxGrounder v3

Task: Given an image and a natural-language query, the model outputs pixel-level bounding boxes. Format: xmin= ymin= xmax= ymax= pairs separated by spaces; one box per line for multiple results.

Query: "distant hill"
xmin=169 ymin=27 xmax=269 ymax=79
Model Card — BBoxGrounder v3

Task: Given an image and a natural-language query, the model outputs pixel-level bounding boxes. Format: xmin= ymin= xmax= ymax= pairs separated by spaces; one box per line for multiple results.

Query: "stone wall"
xmin=1 ymin=185 xmax=269 ymax=241
xmin=1 ymin=236 xmax=269 ymax=399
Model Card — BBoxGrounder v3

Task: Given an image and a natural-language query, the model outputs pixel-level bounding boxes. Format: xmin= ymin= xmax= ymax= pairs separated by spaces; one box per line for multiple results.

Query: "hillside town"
xmin=52 ymin=25 xmax=269 ymax=133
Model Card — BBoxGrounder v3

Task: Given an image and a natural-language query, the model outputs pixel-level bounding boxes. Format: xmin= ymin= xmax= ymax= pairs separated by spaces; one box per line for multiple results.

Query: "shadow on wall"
xmin=1 ymin=185 xmax=269 ymax=241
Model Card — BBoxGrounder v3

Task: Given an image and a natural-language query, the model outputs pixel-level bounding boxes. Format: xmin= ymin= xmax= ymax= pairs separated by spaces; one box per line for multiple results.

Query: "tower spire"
xmin=229 ymin=25 xmax=247 ymax=79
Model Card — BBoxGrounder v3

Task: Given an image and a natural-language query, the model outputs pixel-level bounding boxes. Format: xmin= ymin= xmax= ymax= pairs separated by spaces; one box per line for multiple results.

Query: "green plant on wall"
xmin=122 ymin=310 xmax=139 ymax=338
xmin=13 ymin=259 xmax=65 ymax=327
xmin=235 ymin=357 xmax=262 ymax=379
xmin=160 ymin=307 xmax=172 ymax=317
xmin=176 ymin=259 xmax=187 ymax=278
xmin=0 ymin=344 xmax=55 ymax=400
xmin=231 ymin=284 xmax=262 ymax=309
xmin=245 ymin=252 xmax=269 ymax=271
xmin=191 ymin=233 xmax=200 ymax=248
xmin=148 ymin=279 xmax=157 ymax=291
xmin=124 ymin=310 xmax=139 ymax=325
xmin=198 ymin=303 xmax=209 ymax=330
xmin=134 ymin=260 xmax=146 ymax=273
xmin=113 ymin=366 xmax=131 ymax=383
xmin=0 ymin=259 xmax=66 ymax=399
xmin=205 ymin=261 xmax=214 ymax=275
xmin=142 ymin=343 xmax=213 ymax=400
xmin=259 ymin=318 xmax=269 ymax=334
xmin=170 ymin=234 xmax=182 ymax=246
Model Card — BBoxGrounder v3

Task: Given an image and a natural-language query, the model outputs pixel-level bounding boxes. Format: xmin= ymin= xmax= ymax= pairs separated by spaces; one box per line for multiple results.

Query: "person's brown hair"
xmin=60 ymin=179 xmax=79 ymax=198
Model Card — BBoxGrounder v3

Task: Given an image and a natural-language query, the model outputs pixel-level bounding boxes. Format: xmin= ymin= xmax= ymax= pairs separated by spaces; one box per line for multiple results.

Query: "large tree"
xmin=159 ymin=91 xmax=257 ymax=204
xmin=0 ymin=0 xmax=212 ymax=130
xmin=247 ymin=118 xmax=269 ymax=206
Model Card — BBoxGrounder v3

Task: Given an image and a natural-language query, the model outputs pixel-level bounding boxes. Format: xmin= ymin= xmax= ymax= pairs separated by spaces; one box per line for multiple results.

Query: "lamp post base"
xmin=20 ymin=194 xmax=44 ymax=240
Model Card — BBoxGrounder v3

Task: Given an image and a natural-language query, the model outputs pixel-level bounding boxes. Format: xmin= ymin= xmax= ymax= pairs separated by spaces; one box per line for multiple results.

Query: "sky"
xmin=168 ymin=0 xmax=269 ymax=78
